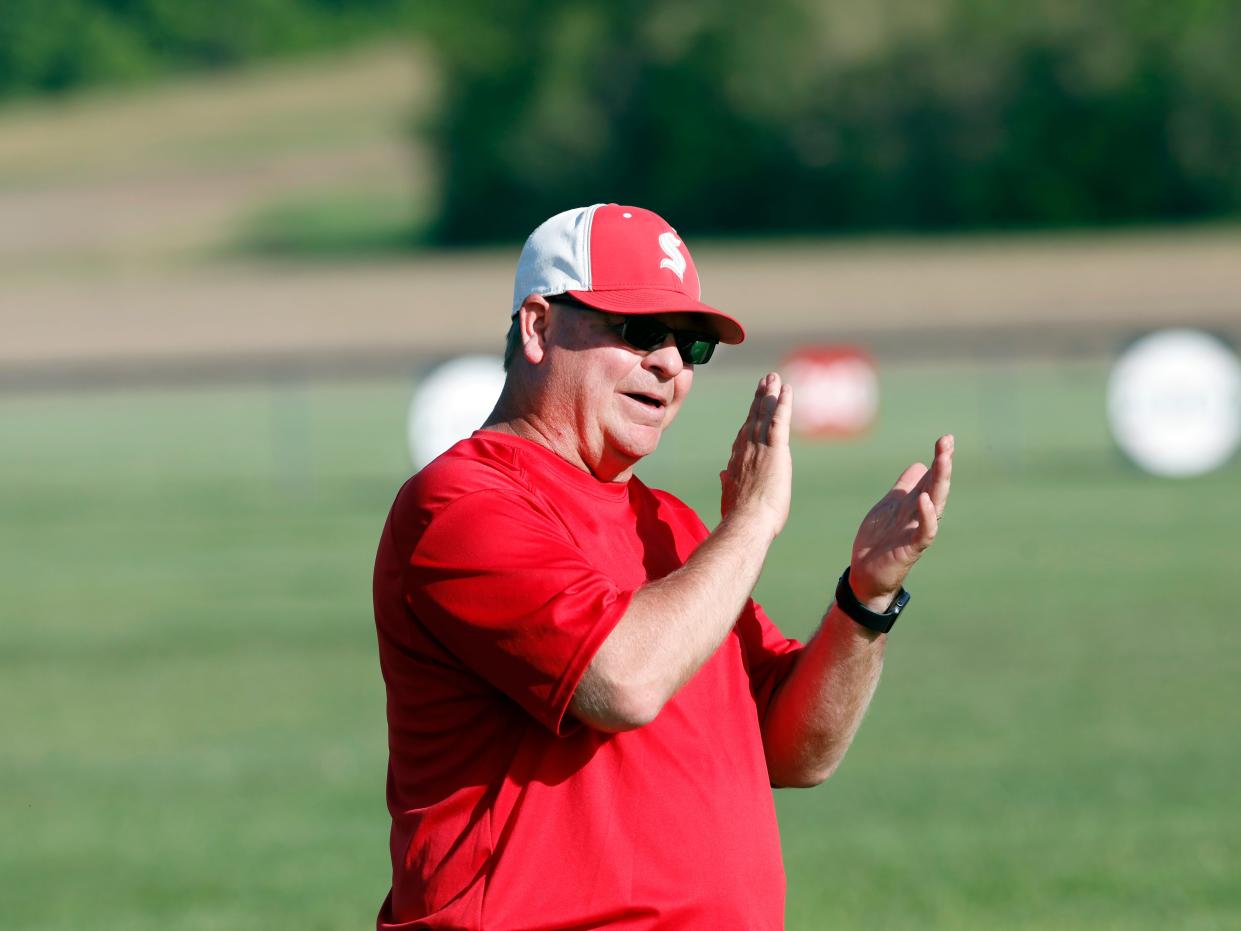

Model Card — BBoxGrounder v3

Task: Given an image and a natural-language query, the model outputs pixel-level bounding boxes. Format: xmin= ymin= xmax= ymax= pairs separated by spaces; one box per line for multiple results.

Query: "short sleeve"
xmin=735 ymin=598 xmax=803 ymax=722
xmin=406 ymin=489 xmax=632 ymax=736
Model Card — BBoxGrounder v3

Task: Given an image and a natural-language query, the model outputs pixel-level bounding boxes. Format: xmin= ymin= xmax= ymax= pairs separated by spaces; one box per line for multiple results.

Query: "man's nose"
xmin=644 ymin=337 xmax=685 ymax=377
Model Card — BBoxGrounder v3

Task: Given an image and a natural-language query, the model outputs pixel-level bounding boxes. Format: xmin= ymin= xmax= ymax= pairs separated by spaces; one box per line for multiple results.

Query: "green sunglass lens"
xmin=616 ymin=318 xmax=717 ymax=365
xmin=620 ymin=319 xmax=671 ymax=351
xmin=684 ymin=340 xmax=716 ymax=364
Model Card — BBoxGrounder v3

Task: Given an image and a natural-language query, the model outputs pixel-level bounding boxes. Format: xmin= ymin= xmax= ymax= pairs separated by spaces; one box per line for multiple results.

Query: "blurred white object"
xmin=407 ymin=354 xmax=506 ymax=469
xmin=1107 ymin=329 xmax=1241 ymax=477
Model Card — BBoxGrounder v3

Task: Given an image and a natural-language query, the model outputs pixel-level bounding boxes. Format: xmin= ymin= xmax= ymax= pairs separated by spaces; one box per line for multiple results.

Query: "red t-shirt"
xmin=373 ymin=431 xmax=803 ymax=929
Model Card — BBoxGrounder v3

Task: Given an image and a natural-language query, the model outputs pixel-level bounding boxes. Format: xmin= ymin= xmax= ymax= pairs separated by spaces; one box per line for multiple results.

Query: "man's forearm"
xmin=760 ymin=605 xmax=886 ymax=787
xmin=570 ymin=510 xmax=776 ymax=731
xmin=573 ymin=373 xmax=792 ymax=733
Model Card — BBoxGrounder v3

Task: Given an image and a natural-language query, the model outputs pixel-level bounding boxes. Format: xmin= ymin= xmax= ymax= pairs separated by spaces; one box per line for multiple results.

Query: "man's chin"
xmin=624 ymin=422 xmax=666 ymax=455
xmin=601 ymin=426 xmax=663 ymax=475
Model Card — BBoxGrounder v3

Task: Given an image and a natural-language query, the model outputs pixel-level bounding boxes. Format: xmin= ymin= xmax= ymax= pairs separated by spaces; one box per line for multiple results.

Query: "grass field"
xmin=3 ymin=357 xmax=1238 ymax=929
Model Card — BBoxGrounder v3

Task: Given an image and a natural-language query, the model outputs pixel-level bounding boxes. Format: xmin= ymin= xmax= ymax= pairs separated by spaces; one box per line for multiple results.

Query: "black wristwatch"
xmin=835 ymin=567 xmax=910 ymax=634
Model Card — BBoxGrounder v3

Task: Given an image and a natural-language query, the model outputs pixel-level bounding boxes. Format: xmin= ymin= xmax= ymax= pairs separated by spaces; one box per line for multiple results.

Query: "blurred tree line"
xmin=425 ymin=0 xmax=1241 ymax=240
xmin=0 ymin=0 xmax=417 ymax=96
xmin=3 ymin=0 xmax=1239 ymax=238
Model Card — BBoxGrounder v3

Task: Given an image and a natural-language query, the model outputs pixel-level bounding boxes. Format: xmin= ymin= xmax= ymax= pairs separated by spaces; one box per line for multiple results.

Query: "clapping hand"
xmin=720 ymin=373 xmax=793 ymax=541
xmin=848 ymin=435 xmax=954 ymax=610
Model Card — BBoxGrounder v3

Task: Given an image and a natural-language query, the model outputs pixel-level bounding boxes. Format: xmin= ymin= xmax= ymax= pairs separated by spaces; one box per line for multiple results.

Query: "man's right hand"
xmin=720 ymin=373 xmax=793 ymax=540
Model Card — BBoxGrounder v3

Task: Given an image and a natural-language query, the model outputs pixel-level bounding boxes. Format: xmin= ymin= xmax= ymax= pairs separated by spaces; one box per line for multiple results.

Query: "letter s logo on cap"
xmin=658 ymin=232 xmax=687 ymax=282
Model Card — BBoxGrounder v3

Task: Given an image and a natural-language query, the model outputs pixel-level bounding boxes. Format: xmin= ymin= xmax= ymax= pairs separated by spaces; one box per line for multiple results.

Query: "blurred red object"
xmin=783 ymin=346 xmax=879 ymax=438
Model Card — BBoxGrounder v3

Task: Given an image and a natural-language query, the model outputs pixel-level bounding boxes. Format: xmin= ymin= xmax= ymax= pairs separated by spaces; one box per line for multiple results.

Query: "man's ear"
xmin=517 ymin=295 xmax=551 ymax=365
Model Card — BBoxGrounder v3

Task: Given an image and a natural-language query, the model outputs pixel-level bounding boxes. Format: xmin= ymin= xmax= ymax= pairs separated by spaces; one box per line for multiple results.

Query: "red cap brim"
xmin=566 ymin=288 xmax=745 ymax=344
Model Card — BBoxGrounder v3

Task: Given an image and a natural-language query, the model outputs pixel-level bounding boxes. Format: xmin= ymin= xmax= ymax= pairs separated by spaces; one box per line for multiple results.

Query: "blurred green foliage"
xmin=5 ymin=1 xmax=1240 ymax=239
xmin=424 ymin=0 xmax=1241 ymax=239
xmin=0 ymin=0 xmax=418 ymax=96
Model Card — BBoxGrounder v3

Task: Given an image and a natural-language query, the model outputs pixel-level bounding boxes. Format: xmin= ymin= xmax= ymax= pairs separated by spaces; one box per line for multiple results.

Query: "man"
xmin=373 ymin=203 xmax=953 ymax=929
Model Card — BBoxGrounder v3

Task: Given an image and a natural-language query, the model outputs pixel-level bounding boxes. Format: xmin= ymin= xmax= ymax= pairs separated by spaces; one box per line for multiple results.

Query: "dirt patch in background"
xmin=5 ymin=227 xmax=1240 ymax=390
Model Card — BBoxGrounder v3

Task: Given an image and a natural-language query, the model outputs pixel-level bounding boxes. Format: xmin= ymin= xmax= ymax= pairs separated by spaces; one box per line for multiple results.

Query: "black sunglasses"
xmin=550 ymin=297 xmax=718 ymax=365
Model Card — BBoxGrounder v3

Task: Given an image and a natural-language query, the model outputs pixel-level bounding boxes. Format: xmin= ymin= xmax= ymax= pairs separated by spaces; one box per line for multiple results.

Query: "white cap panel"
xmin=510 ymin=203 xmax=603 ymax=315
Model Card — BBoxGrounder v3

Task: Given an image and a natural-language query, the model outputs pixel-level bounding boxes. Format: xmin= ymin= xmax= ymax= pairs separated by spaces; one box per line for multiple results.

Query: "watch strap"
xmin=835 ymin=567 xmax=909 ymax=633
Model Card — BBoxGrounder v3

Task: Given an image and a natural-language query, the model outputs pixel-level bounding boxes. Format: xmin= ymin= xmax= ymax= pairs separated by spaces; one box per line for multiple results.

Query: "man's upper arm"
xmin=407 ymin=489 xmax=633 ymax=735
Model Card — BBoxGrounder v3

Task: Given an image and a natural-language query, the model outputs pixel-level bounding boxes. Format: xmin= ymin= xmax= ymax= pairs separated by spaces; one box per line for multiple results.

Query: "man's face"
xmin=538 ymin=304 xmax=703 ymax=481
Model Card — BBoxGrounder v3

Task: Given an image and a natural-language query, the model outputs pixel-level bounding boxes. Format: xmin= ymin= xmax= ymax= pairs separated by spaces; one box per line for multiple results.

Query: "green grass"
xmin=2 ymin=359 xmax=1238 ymax=929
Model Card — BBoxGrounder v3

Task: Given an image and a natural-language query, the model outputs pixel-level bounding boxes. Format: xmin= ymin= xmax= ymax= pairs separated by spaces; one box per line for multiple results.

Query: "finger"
xmin=751 ymin=373 xmax=769 ymax=412
xmin=916 ymin=490 xmax=938 ymax=545
xmin=742 ymin=374 xmax=771 ymax=444
xmin=766 ymin=384 xmax=793 ymax=448
xmin=928 ymin=434 xmax=954 ymax=515
xmin=909 ymin=433 xmax=953 ymax=497
xmin=891 ymin=461 xmax=928 ymax=494
xmin=756 ymin=373 xmax=782 ymax=444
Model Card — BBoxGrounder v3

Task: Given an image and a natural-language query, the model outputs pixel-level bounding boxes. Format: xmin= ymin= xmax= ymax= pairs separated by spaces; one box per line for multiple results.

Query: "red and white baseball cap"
xmin=511 ymin=203 xmax=745 ymax=344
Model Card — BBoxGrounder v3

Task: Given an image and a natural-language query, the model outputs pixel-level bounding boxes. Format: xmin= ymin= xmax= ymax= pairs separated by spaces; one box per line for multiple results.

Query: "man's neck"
xmin=481 ymin=415 xmax=634 ymax=484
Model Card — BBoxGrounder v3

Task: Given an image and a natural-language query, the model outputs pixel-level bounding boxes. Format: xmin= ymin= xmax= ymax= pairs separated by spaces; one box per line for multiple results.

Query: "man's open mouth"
xmin=624 ymin=392 xmax=666 ymax=410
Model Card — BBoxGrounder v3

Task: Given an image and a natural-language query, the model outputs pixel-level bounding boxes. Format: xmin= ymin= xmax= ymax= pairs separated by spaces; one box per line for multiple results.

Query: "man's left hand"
xmin=848 ymin=434 xmax=954 ymax=611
